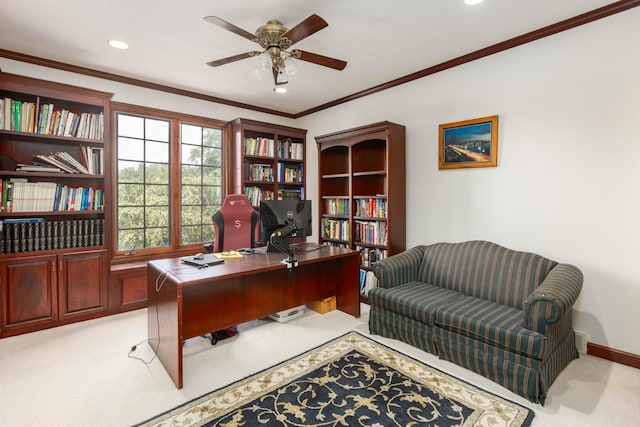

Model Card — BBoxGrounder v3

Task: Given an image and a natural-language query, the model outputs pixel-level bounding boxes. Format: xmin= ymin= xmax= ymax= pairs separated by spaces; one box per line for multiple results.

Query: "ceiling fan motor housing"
xmin=255 ymin=20 xmax=292 ymax=50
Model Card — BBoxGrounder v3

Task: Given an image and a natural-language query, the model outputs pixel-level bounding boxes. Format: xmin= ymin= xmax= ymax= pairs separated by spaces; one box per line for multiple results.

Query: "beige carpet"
xmin=137 ymin=331 xmax=533 ymax=427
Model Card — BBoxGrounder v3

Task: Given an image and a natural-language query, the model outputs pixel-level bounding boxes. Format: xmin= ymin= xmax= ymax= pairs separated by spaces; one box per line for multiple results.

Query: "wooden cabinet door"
xmin=0 ymin=255 xmax=57 ymax=332
xmin=58 ymin=250 xmax=108 ymax=320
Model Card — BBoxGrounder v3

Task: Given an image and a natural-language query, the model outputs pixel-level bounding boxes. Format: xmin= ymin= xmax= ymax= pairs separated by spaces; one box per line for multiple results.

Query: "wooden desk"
xmin=147 ymin=246 xmax=360 ymax=388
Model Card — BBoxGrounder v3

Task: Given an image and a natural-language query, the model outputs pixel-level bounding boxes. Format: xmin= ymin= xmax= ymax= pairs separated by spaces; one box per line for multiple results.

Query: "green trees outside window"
xmin=115 ymin=110 xmax=224 ymax=255
xmin=180 ymin=123 xmax=222 ymax=245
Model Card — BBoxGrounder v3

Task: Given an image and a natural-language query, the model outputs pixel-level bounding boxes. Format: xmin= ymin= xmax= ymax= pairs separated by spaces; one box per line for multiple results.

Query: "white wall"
xmin=299 ymin=8 xmax=640 ymax=355
xmin=2 ymin=8 xmax=638 ymax=355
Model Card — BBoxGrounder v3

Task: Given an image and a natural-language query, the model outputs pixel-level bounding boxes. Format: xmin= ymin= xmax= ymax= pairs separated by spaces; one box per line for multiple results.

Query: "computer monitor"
xmin=259 ymin=199 xmax=312 ymax=252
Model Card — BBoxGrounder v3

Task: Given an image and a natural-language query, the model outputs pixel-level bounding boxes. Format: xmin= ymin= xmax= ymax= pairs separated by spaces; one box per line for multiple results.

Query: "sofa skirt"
xmin=434 ymin=327 xmax=579 ymax=404
xmin=369 ymin=306 xmax=438 ymax=355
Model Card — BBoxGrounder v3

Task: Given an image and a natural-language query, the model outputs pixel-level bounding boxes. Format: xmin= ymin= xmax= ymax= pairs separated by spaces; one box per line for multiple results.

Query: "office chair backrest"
xmin=212 ymin=194 xmax=260 ymax=252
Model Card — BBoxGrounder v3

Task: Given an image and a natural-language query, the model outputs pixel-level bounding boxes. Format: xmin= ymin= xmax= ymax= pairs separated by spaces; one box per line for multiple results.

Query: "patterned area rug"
xmin=136 ymin=332 xmax=533 ymax=427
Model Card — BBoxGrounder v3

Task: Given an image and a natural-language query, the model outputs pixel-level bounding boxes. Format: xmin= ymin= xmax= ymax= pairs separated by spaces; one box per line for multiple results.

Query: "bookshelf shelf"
xmin=0 ymin=210 xmax=104 ymax=217
xmin=352 ymin=170 xmax=386 ymax=177
xmin=0 ymin=129 xmax=105 ymax=145
xmin=0 ymin=170 xmax=104 ymax=179
xmin=322 ymin=173 xmax=350 ymax=179
xmin=0 ymin=72 xmax=112 ymax=338
xmin=316 ymin=121 xmax=406 ymax=300
xmin=353 ymin=216 xmax=388 ymax=221
xmin=230 ymin=118 xmax=306 ymax=207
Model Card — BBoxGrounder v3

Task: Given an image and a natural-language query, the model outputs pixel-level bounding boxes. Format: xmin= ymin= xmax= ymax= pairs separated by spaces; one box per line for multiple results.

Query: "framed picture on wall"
xmin=438 ymin=115 xmax=499 ymax=169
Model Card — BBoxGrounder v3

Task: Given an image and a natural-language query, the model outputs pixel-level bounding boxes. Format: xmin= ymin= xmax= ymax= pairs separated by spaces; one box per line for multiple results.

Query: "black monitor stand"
xmin=268 ymin=222 xmax=298 ymax=269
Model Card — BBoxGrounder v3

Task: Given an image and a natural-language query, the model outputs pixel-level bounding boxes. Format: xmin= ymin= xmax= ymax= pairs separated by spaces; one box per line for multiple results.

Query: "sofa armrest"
xmin=524 ymin=263 xmax=583 ymax=333
xmin=372 ymin=245 xmax=426 ymax=289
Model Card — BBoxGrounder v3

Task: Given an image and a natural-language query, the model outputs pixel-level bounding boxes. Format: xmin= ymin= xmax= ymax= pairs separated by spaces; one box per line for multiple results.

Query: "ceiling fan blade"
xmin=282 ymin=14 xmax=328 ymax=45
xmin=206 ymin=52 xmax=256 ymax=67
xmin=297 ymin=50 xmax=347 ymax=71
xmin=203 ymin=16 xmax=256 ymax=41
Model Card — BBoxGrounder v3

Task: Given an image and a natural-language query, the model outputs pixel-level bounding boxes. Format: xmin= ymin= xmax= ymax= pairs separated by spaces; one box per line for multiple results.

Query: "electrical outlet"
xmin=574 ymin=330 xmax=588 ymax=353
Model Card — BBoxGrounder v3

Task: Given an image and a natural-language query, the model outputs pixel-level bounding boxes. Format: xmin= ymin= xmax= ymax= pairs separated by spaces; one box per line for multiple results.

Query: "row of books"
xmin=359 ymin=269 xmax=378 ymax=297
xmin=277 ymin=139 xmax=304 ymax=160
xmin=244 ymin=186 xmax=275 ymax=206
xmin=1 ymin=179 xmax=104 ymax=213
xmin=0 ymin=218 xmax=105 ymax=254
xmin=27 ymin=147 xmax=103 ymax=175
xmin=244 ymin=137 xmax=274 ymax=157
xmin=278 ymin=189 xmax=304 ymax=200
xmin=277 ymin=162 xmax=303 ymax=183
xmin=355 ymin=198 xmax=387 ymax=218
xmin=245 ymin=163 xmax=273 ymax=182
xmin=356 ymin=245 xmax=387 ymax=268
xmin=354 ymin=220 xmax=388 ymax=246
xmin=325 ymin=241 xmax=348 ymax=249
xmin=0 ymin=97 xmax=104 ymax=140
xmin=244 ymin=187 xmax=304 ymax=206
xmin=321 ymin=218 xmax=349 ymax=241
xmin=324 ymin=198 xmax=349 ymax=216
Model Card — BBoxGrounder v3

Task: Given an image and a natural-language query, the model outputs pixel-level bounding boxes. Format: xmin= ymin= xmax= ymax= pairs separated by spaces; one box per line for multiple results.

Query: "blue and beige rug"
xmin=137 ymin=332 xmax=533 ymax=426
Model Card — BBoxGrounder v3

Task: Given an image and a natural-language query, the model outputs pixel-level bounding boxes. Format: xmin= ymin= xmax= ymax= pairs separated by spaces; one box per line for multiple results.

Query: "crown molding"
xmin=2 ymin=0 xmax=638 ymax=119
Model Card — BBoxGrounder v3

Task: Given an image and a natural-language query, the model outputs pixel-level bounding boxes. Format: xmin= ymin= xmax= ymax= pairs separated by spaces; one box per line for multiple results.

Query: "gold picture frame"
xmin=438 ymin=115 xmax=498 ymax=169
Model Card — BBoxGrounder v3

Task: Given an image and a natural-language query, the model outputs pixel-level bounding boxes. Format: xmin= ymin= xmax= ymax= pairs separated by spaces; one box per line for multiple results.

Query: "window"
xmin=114 ymin=104 xmax=225 ymax=257
xmin=116 ymin=114 xmax=170 ymax=252
xmin=180 ymin=123 xmax=222 ymax=245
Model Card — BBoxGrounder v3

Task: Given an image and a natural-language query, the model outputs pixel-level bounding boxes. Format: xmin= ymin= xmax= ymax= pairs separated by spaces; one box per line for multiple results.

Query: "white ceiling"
xmin=0 ymin=0 xmax=619 ymax=115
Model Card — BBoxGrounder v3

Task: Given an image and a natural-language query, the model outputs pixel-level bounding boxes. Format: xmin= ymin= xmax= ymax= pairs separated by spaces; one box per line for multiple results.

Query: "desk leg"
xmin=148 ymin=267 xmax=183 ymax=388
xmin=336 ymin=254 xmax=361 ymax=318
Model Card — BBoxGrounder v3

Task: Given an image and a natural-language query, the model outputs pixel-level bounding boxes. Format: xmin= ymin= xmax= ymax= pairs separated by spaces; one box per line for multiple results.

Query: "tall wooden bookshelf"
xmin=229 ymin=118 xmax=307 ymax=206
xmin=315 ymin=122 xmax=406 ymax=297
xmin=0 ymin=72 xmax=112 ymax=338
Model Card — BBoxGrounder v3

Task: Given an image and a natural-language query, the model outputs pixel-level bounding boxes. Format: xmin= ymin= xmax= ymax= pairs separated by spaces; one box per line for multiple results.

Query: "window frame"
xmin=111 ymin=102 xmax=229 ymax=263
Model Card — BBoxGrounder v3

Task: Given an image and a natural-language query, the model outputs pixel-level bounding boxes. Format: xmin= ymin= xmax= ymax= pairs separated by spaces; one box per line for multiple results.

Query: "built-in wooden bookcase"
xmin=316 ymin=122 xmax=406 ymax=297
xmin=0 ymin=72 xmax=112 ymax=337
xmin=229 ymin=118 xmax=307 ymax=206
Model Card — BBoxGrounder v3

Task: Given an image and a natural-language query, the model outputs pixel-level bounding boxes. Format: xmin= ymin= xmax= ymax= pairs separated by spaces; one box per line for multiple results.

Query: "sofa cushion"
xmin=435 ymin=294 xmax=547 ymax=359
xmin=418 ymin=241 xmax=557 ymax=309
xmin=368 ymin=281 xmax=462 ymax=327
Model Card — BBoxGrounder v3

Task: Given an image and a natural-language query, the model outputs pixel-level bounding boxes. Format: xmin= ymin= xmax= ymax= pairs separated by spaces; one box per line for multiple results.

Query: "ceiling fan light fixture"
xmin=284 ymin=56 xmax=298 ymax=76
xmin=253 ymin=52 xmax=271 ymax=79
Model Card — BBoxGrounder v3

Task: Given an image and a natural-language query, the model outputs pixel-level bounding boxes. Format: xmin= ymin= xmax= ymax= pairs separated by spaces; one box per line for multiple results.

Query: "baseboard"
xmin=587 ymin=342 xmax=640 ymax=369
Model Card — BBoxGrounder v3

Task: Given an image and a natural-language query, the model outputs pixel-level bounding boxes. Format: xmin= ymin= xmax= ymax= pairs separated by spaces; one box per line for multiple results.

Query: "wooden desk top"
xmin=148 ymin=245 xmax=357 ymax=287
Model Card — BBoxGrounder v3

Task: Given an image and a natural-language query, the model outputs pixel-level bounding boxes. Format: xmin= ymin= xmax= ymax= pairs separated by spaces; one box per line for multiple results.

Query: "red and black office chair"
xmin=209 ymin=193 xmax=260 ymax=253
xmin=204 ymin=194 xmax=260 ymax=344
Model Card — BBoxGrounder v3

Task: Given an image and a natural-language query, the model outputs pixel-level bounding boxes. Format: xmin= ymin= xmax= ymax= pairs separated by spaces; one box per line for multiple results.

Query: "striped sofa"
xmin=368 ymin=240 xmax=583 ymax=404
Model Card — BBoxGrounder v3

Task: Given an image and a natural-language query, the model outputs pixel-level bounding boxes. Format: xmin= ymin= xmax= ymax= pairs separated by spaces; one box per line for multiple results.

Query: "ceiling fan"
xmin=203 ymin=14 xmax=347 ymax=86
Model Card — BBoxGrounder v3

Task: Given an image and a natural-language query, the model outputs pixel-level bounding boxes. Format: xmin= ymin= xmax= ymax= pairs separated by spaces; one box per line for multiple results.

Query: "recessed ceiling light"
xmin=464 ymin=0 xmax=485 ymax=5
xmin=108 ymin=39 xmax=129 ymax=50
xmin=274 ymin=86 xmax=287 ymax=94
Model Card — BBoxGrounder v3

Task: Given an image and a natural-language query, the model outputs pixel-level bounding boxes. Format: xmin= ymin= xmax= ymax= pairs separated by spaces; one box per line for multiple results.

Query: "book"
xmin=33 ymin=154 xmax=78 ymax=174
xmin=2 ymin=97 xmax=11 ymax=130
xmin=52 ymin=151 xmax=89 ymax=174
xmin=79 ymin=146 xmax=103 ymax=175
xmin=363 ymin=270 xmax=378 ymax=297
xmin=16 ymin=164 xmax=63 ymax=173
